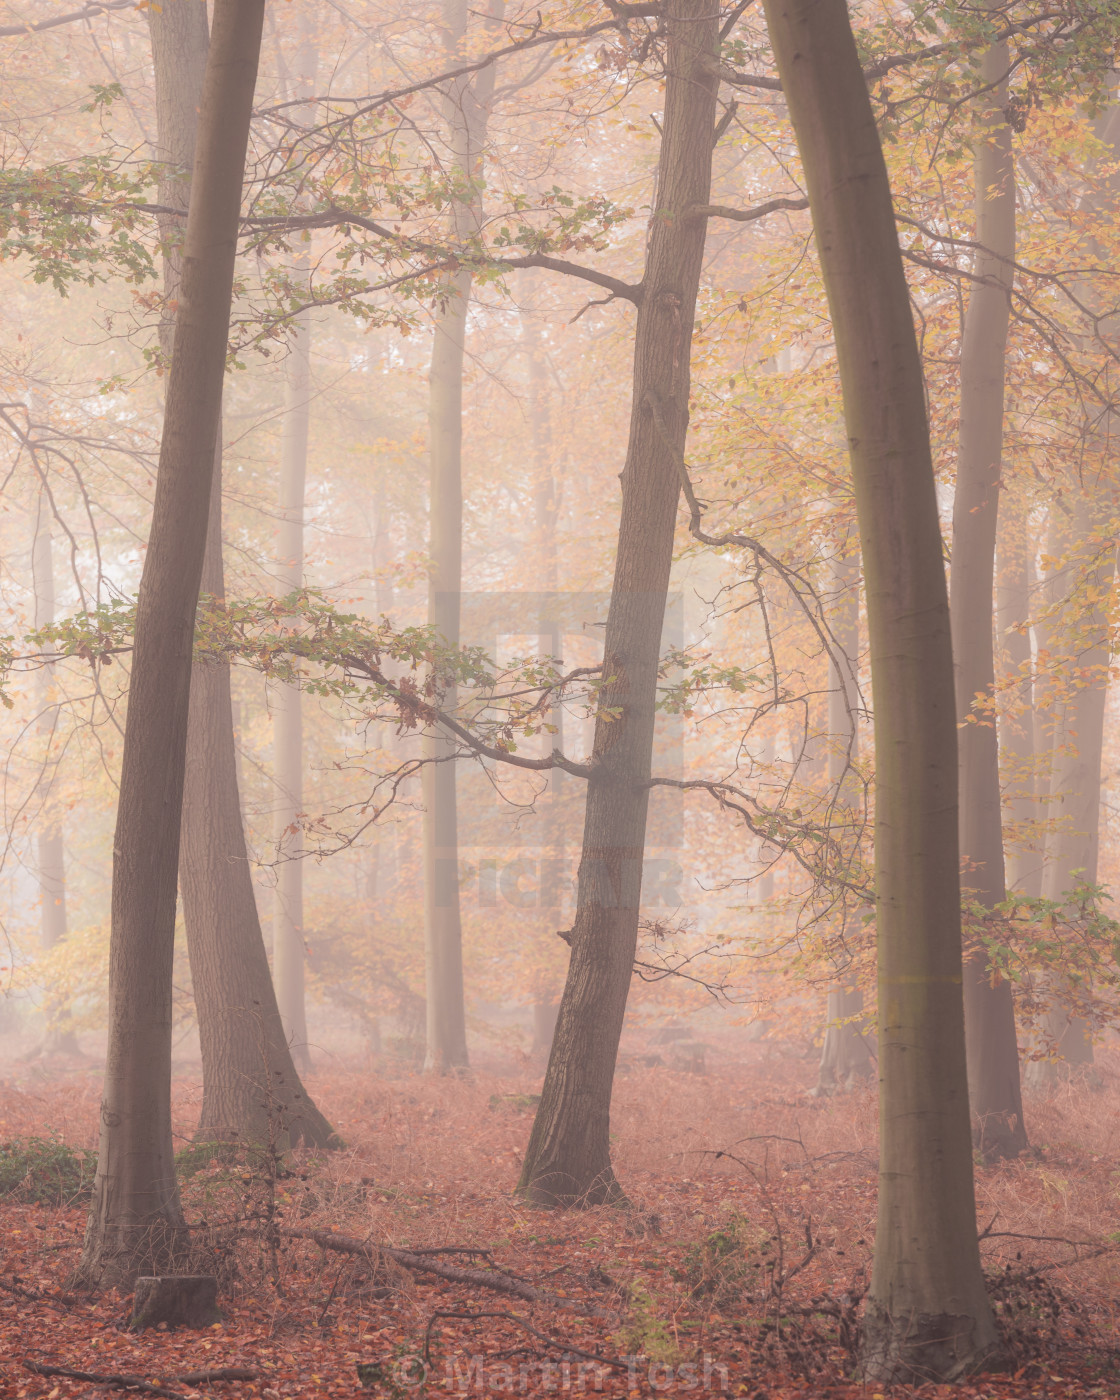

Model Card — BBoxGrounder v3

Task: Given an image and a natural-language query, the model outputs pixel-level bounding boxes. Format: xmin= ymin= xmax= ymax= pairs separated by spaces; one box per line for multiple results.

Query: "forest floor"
xmin=1 ymin=1037 xmax=1119 ymax=1399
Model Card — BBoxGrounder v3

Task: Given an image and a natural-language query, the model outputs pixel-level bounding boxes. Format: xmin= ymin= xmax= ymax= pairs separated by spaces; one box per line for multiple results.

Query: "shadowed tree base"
xmin=861 ymin=1301 xmax=1003 ymax=1386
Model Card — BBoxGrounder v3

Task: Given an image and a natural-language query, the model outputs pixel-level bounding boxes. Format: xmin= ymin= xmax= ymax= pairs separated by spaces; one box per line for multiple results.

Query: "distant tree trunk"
xmin=150 ymin=0 xmax=333 ymax=1142
xmin=949 ymin=22 xmax=1027 ymax=1160
xmin=422 ymin=0 xmax=500 ymax=1073
xmin=1032 ymin=493 xmax=1114 ymax=1080
xmin=271 ymin=12 xmax=318 ymax=1077
xmin=272 ymin=306 xmax=313 ymax=1074
xmin=996 ymin=493 xmax=1041 ymax=897
xmin=815 ymin=544 xmax=872 ymax=1093
xmin=77 ymin=0 xmax=266 ymax=1290
xmin=32 ymin=486 xmax=78 ymax=1053
xmin=517 ymin=0 xmax=719 ymax=1207
xmin=761 ymin=0 xmax=997 ymax=1379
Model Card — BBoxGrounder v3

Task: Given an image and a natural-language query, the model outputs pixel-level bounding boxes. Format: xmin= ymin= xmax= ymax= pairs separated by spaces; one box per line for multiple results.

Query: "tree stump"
xmin=131 ymin=1275 xmax=221 ymax=1330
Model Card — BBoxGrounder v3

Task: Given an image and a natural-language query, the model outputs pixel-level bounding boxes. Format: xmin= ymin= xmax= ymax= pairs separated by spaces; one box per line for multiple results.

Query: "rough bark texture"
xmin=949 ymin=23 xmax=1028 ymax=1161
xmin=815 ymin=546 xmax=873 ymax=1094
xmin=517 ymin=0 xmax=719 ymax=1207
xmin=149 ymin=0 xmax=333 ymax=1144
xmin=760 ymin=0 xmax=998 ymax=1379
xmin=422 ymin=0 xmax=499 ymax=1073
xmin=76 ymin=0 xmax=266 ymax=1290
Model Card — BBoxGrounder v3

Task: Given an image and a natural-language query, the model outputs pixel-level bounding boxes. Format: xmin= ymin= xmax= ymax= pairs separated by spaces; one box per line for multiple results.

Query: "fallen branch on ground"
xmin=284 ymin=1227 xmax=613 ymax=1319
xmin=423 ymin=1308 xmax=629 ymax=1370
xmin=23 ymin=1361 xmax=258 ymax=1397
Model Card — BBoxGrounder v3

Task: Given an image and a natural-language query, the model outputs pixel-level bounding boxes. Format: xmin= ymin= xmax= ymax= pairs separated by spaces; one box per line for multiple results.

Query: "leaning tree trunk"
xmin=32 ymin=484 xmax=78 ymax=1053
xmin=949 ymin=20 xmax=1028 ymax=1161
xmin=761 ymin=0 xmax=997 ymax=1380
xmin=76 ymin=0 xmax=266 ymax=1290
xmin=814 ymin=542 xmax=873 ymax=1093
xmin=149 ymin=0 xmax=333 ymax=1142
xmin=422 ymin=0 xmax=500 ymax=1073
xmin=517 ymin=0 xmax=719 ymax=1207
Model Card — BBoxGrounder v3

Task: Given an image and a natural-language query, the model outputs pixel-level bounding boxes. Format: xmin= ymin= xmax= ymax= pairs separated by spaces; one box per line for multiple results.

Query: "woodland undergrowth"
xmin=1 ymin=1042 xmax=1118 ymax=1399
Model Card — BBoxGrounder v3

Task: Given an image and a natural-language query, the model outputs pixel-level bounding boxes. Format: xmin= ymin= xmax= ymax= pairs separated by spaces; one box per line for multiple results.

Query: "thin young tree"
xmin=77 ymin=0 xmax=267 ymax=1288
xmin=149 ymin=0 xmax=334 ymax=1147
xmin=761 ymin=0 xmax=998 ymax=1378
xmin=949 ymin=14 xmax=1028 ymax=1159
xmin=517 ymin=0 xmax=720 ymax=1205
xmin=422 ymin=0 xmax=501 ymax=1073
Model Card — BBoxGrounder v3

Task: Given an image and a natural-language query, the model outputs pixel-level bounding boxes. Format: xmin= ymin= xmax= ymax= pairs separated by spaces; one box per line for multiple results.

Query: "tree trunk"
xmin=273 ymin=306 xmax=313 ymax=1075
xmin=422 ymin=0 xmax=500 ymax=1073
xmin=815 ymin=544 xmax=872 ymax=1093
xmin=996 ymin=492 xmax=1041 ymax=897
xmin=1032 ymin=492 xmax=1114 ymax=1080
xmin=949 ymin=21 xmax=1027 ymax=1161
xmin=271 ymin=13 xmax=318 ymax=1077
xmin=149 ymin=0 xmax=333 ymax=1142
xmin=76 ymin=0 xmax=266 ymax=1291
xmin=760 ymin=0 xmax=997 ymax=1379
xmin=32 ymin=486 xmax=78 ymax=1053
xmin=517 ymin=0 xmax=719 ymax=1207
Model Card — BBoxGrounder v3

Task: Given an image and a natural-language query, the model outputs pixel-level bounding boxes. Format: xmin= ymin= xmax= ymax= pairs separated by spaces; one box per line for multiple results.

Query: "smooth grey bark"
xmin=149 ymin=0 xmax=333 ymax=1144
xmin=814 ymin=545 xmax=872 ymax=1093
xmin=517 ymin=0 xmax=719 ymax=1206
xmin=949 ymin=22 xmax=1027 ymax=1160
xmin=76 ymin=0 xmax=266 ymax=1290
xmin=422 ymin=0 xmax=500 ymax=1073
xmin=760 ymin=0 xmax=997 ymax=1379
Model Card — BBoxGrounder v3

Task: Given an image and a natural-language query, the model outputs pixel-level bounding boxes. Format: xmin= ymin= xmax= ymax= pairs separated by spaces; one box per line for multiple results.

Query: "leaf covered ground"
xmin=1 ymin=1040 xmax=1118 ymax=1399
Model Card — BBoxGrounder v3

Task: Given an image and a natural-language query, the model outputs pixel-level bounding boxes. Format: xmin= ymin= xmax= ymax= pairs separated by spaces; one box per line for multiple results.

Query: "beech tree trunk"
xmin=149 ymin=0 xmax=333 ymax=1142
xmin=949 ymin=22 xmax=1027 ymax=1160
xmin=996 ymin=493 xmax=1041 ymax=897
xmin=32 ymin=487 xmax=78 ymax=1053
xmin=273 ymin=307 xmax=313 ymax=1074
xmin=271 ymin=13 xmax=318 ymax=1076
xmin=815 ymin=545 xmax=872 ymax=1093
xmin=517 ymin=0 xmax=719 ymax=1207
xmin=76 ymin=0 xmax=266 ymax=1290
xmin=761 ymin=0 xmax=997 ymax=1379
xmin=422 ymin=0 xmax=499 ymax=1073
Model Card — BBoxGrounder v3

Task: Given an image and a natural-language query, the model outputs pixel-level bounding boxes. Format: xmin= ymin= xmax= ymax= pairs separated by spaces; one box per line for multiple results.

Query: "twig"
xmin=423 ymin=1309 xmax=628 ymax=1370
xmin=23 ymin=1363 xmax=187 ymax=1400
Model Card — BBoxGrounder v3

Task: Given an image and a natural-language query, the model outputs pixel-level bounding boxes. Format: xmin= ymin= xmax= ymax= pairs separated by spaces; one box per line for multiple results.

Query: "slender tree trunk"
xmin=149 ymin=0 xmax=333 ymax=1142
xmin=76 ymin=0 xmax=266 ymax=1290
xmin=1032 ymin=493 xmax=1114 ymax=1078
xmin=273 ymin=306 xmax=313 ymax=1074
xmin=761 ymin=0 xmax=997 ymax=1379
xmin=996 ymin=493 xmax=1041 ymax=897
xmin=422 ymin=0 xmax=500 ymax=1073
xmin=32 ymin=486 xmax=78 ymax=1053
xmin=949 ymin=21 xmax=1027 ymax=1160
xmin=271 ymin=12 xmax=318 ymax=1076
xmin=815 ymin=544 xmax=872 ymax=1093
xmin=517 ymin=0 xmax=719 ymax=1207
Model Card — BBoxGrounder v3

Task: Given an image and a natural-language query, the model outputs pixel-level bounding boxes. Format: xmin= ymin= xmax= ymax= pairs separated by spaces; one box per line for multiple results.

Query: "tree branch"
xmin=0 ymin=0 xmax=134 ymax=38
